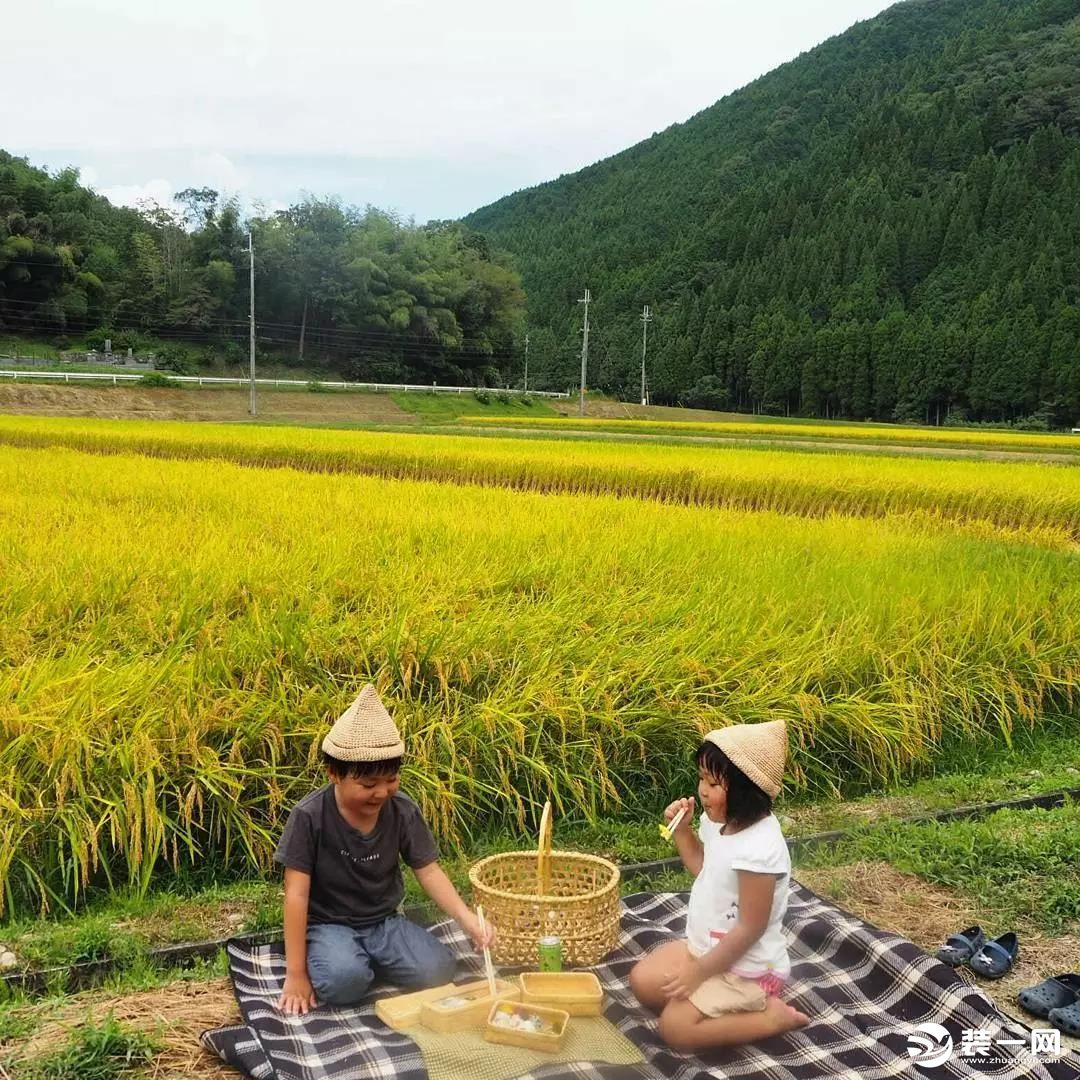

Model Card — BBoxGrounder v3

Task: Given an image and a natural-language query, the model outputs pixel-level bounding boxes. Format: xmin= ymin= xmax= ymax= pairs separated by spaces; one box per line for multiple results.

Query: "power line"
xmin=0 ymin=311 xmax=522 ymax=360
xmin=0 ymin=329 xmax=522 ymax=364
xmin=0 ymin=299 xmax=523 ymax=356
xmin=0 ymin=291 xmax=523 ymax=354
xmin=1 ymin=285 xmax=520 ymax=350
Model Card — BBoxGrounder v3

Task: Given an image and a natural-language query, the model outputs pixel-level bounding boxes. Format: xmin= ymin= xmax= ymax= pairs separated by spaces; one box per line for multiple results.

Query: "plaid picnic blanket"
xmin=201 ymin=884 xmax=1080 ymax=1079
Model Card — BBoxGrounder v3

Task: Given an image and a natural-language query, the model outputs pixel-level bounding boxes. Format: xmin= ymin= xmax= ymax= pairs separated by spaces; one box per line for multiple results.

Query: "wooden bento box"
xmin=375 ymin=983 xmax=457 ymax=1030
xmin=519 ymin=971 xmax=604 ymax=1016
xmin=419 ymin=978 xmax=521 ymax=1033
xmin=484 ymin=1000 xmax=570 ymax=1052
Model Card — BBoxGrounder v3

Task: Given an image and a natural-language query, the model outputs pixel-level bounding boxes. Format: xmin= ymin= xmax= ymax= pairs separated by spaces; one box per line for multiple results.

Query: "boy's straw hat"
xmin=322 ymin=685 xmax=405 ymax=762
xmin=704 ymin=719 xmax=787 ymax=797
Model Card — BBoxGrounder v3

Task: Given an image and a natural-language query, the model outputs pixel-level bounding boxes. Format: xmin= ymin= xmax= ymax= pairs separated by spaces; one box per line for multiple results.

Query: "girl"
xmin=629 ymin=719 xmax=809 ymax=1052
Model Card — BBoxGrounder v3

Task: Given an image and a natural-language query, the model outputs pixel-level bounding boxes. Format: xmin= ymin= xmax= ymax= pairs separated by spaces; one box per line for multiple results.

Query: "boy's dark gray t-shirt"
xmin=274 ymin=787 xmax=438 ymax=928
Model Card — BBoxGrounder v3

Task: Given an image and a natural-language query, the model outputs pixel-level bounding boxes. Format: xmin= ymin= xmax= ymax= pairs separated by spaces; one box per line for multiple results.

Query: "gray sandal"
xmin=1018 ymin=974 xmax=1080 ymax=1020
xmin=1048 ymin=1000 xmax=1080 ymax=1038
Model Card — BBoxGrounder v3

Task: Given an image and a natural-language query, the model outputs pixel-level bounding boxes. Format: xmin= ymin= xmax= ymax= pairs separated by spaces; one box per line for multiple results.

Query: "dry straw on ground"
xmin=799 ymin=862 xmax=1080 ymax=1054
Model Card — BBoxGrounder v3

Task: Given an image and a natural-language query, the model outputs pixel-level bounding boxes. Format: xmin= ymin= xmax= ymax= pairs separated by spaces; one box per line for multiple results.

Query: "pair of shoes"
xmin=935 ymin=926 xmax=1019 ymax=979
xmin=1018 ymin=974 xmax=1080 ymax=1037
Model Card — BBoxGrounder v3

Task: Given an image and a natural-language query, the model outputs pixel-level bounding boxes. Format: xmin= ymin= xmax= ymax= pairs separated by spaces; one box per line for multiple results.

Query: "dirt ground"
xmin=798 ymin=862 xmax=1080 ymax=1054
xmin=0 ymin=384 xmax=417 ymax=425
xmin=6 ymin=863 xmax=1075 ymax=1078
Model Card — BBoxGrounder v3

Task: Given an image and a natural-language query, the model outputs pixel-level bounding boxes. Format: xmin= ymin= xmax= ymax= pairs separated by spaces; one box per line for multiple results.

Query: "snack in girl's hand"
xmin=659 ymin=803 xmax=690 ymax=841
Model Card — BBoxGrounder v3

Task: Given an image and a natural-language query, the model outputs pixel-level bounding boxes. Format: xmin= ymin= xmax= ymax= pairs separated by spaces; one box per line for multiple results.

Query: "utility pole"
xmin=640 ymin=304 xmax=652 ymax=406
xmin=248 ymin=231 xmax=257 ymax=417
xmin=578 ymin=288 xmax=591 ymax=417
xmin=524 ymin=332 xmax=529 ymax=393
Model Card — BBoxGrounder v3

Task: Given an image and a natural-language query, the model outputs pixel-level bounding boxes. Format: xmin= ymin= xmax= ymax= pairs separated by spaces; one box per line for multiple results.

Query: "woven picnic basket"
xmin=469 ymin=802 xmax=620 ymax=967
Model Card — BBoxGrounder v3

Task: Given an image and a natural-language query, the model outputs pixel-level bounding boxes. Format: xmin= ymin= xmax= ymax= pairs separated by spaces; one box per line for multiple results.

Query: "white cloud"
xmin=189 ymin=152 xmax=248 ymax=198
xmin=5 ymin=0 xmax=898 ymax=219
xmin=100 ymin=179 xmax=180 ymax=211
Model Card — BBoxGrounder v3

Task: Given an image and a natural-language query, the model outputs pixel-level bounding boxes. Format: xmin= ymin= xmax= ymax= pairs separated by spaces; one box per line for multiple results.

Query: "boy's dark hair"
xmin=322 ymin=751 xmax=403 ymax=780
xmin=696 ymin=741 xmax=772 ymax=830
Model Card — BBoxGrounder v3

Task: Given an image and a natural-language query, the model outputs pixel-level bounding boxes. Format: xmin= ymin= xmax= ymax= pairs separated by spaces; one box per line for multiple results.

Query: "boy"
xmin=275 ymin=684 xmax=491 ymax=1014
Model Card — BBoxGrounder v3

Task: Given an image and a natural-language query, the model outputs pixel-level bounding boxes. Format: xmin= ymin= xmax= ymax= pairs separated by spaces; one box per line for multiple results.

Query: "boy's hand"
xmin=661 ymin=954 xmax=704 ymax=1001
xmin=278 ymin=971 xmax=319 ymax=1016
xmin=664 ymin=797 xmax=695 ymax=834
xmin=459 ymin=910 xmax=496 ymax=952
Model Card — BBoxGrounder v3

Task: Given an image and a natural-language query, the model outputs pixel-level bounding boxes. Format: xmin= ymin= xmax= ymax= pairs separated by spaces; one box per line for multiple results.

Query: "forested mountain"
xmin=0 ymin=158 xmax=524 ymax=384
xmin=466 ymin=0 xmax=1080 ymax=425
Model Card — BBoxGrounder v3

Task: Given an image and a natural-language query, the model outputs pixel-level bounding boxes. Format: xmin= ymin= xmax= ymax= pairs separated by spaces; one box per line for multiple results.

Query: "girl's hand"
xmin=664 ymin=797 xmax=695 ymax=834
xmin=661 ymin=955 xmax=705 ymax=1000
xmin=278 ymin=971 xmax=319 ymax=1015
xmin=460 ymin=911 xmax=496 ymax=951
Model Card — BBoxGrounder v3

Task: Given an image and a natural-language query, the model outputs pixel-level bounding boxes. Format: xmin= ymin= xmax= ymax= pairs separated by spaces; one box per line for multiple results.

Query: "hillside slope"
xmin=466 ymin=0 xmax=1080 ymax=425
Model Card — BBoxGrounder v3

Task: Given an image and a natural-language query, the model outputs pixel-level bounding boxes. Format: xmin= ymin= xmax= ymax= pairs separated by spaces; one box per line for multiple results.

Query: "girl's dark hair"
xmin=696 ymin=741 xmax=772 ymax=830
xmin=322 ymin=751 xmax=403 ymax=780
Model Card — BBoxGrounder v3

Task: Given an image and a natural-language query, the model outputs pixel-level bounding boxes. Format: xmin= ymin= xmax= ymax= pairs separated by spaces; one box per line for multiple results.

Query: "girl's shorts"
xmin=689 ymin=972 xmax=783 ymax=1017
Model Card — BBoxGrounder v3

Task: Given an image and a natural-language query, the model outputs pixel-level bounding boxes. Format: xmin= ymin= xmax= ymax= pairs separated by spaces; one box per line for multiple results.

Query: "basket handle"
xmin=537 ymin=800 xmax=552 ymax=895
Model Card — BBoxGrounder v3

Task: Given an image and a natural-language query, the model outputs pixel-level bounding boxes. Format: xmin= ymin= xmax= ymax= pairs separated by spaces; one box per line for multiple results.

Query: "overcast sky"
xmin=6 ymin=0 xmax=897 ymax=222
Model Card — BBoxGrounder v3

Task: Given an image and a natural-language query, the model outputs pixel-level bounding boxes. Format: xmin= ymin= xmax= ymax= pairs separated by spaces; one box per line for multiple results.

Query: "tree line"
xmin=468 ymin=0 xmax=1080 ymax=426
xmin=0 ymin=157 xmax=525 ymax=385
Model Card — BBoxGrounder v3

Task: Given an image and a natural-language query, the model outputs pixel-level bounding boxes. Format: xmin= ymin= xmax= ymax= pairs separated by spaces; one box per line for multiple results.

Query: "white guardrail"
xmin=0 ymin=369 xmax=570 ymax=398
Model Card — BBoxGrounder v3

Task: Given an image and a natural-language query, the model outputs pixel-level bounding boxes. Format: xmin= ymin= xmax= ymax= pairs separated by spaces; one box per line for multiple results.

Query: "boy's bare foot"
xmin=762 ymin=996 xmax=810 ymax=1035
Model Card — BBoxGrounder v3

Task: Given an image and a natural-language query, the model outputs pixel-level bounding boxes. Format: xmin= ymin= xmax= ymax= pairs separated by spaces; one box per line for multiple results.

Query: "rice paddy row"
xmin=1 ymin=415 xmax=1078 ymax=543
xmin=466 ymin=414 xmax=1080 ymax=454
xmin=2 ymin=442 xmax=1077 ymax=918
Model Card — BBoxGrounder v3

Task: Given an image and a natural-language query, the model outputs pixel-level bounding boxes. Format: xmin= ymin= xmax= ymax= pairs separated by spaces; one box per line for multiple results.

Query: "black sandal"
xmin=968 ymin=932 xmax=1019 ymax=979
xmin=935 ymin=926 xmax=985 ymax=967
xmin=1018 ymin=974 xmax=1080 ymax=1020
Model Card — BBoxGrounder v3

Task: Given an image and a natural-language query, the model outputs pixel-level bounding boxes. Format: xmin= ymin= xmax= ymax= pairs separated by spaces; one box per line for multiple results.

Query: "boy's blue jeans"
xmin=306 ymin=914 xmax=458 ymax=1006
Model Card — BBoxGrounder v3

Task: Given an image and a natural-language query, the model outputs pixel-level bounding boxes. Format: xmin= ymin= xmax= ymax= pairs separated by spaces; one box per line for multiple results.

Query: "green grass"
xmin=781 ymin=721 xmax=1080 ymax=834
xmin=0 ymin=333 xmax=389 ymax=383
xmin=12 ymin=1012 xmax=159 ymax=1080
xmin=391 ymin=390 xmax=558 ymax=421
xmin=0 ymin=993 xmax=40 ymax=1041
xmin=0 ymin=335 xmax=69 ymax=362
xmin=798 ymin=800 xmax=1080 ymax=935
xmin=0 ymin=881 xmax=283 ymax=970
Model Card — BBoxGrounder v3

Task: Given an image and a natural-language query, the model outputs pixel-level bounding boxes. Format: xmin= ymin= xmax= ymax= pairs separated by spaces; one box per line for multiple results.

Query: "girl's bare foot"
xmin=762 ymin=996 xmax=810 ymax=1035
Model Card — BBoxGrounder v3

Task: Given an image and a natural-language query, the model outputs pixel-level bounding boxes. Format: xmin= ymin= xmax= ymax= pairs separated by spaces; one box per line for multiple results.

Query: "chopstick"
xmin=659 ymin=805 xmax=688 ymax=840
xmin=476 ymin=905 xmax=497 ymax=997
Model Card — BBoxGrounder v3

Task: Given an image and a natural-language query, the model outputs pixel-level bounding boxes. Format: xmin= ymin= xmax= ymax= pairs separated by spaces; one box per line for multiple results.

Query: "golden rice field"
xmin=1 ymin=422 xmax=1078 ymax=917
xmin=467 ymin=414 xmax=1080 ymax=454
xmin=1 ymin=415 xmax=1078 ymax=543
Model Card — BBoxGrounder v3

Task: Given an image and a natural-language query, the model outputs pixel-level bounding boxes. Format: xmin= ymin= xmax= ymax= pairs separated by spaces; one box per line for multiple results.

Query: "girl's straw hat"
xmin=704 ymin=719 xmax=787 ymax=797
xmin=322 ymin=685 xmax=405 ymax=762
